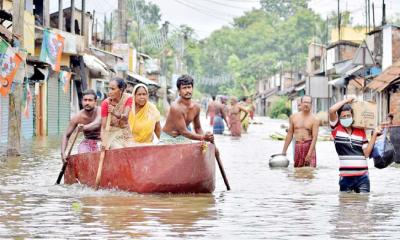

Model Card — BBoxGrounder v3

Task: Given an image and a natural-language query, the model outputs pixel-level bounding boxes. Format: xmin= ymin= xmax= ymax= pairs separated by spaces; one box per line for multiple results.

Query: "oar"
xmin=55 ymin=128 xmax=81 ymax=184
xmin=95 ymin=112 xmax=112 ymax=190
xmin=211 ymin=140 xmax=231 ymax=191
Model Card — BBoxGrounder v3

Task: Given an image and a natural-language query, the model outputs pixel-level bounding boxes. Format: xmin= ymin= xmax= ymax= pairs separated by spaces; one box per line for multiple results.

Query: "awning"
xmin=367 ymin=60 xmax=400 ymax=92
xmin=83 ymin=54 xmax=109 ymax=77
xmin=127 ymin=71 xmax=160 ymax=87
xmin=89 ymin=47 xmax=123 ymax=59
xmin=261 ymin=87 xmax=278 ymax=99
xmin=295 ymin=84 xmax=305 ymax=91
xmin=334 ymin=59 xmax=354 ymax=75
xmin=345 ymin=65 xmax=364 ymax=76
xmin=348 ymin=77 xmax=364 ymax=89
xmin=329 ymin=77 xmax=346 ymax=87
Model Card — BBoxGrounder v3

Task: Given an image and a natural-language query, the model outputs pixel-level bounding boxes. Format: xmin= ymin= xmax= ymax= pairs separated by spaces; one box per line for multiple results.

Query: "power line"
xmin=172 ymin=0 xmax=232 ymax=22
xmin=197 ymin=0 xmax=256 ymax=10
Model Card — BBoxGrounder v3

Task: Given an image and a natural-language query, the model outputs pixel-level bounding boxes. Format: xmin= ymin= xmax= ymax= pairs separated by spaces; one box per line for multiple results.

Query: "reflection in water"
xmin=330 ymin=193 xmax=396 ymax=239
xmin=287 ymin=167 xmax=316 ymax=181
xmin=78 ymin=194 xmax=216 ymax=238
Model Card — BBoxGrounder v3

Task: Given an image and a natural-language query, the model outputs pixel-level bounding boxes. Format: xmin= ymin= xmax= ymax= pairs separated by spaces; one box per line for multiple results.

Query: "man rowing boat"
xmin=61 ymin=89 xmax=101 ymax=163
xmin=161 ymin=75 xmax=214 ymax=143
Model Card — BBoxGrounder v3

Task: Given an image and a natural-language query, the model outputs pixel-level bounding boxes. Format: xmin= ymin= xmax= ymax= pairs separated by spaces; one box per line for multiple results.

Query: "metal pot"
xmin=269 ymin=154 xmax=290 ymax=168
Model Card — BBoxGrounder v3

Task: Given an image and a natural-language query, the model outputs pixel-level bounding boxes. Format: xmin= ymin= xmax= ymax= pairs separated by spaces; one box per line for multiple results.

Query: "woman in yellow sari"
xmin=128 ymin=84 xmax=161 ymax=143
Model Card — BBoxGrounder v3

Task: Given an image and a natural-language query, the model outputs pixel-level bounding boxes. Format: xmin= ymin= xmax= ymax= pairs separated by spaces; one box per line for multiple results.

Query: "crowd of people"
xmin=205 ymin=95 xmax=256 ymax=137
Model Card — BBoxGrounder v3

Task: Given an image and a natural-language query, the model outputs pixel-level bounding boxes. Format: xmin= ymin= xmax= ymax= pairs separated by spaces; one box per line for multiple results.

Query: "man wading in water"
xmin=281 ymin=95 xmax=320 ymax=167
xmin=61 ymin=89 xmax=101 ymax=162
xmin=161 ymin=75 xmax=214 ymax=143
xmin=212 ymin=97 xmax=229 ymax=135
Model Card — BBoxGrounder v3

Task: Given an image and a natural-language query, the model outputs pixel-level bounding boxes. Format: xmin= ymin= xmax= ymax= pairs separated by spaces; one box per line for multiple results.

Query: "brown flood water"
xmin=1 ymin=117 xmax=400 ymax=239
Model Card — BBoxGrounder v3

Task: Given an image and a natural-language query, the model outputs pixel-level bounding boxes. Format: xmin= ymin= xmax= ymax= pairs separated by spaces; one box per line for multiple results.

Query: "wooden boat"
xmin=64 ymin=142 xmax=216 ymax=193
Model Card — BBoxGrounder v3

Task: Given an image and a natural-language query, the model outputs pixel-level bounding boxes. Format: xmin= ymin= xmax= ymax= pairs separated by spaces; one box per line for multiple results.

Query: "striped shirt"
xmin=330 ymin=118 xmax=369 ymax=177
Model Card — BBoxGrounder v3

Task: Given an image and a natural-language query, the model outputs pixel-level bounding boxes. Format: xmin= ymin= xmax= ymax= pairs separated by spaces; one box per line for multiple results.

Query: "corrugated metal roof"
xmin=367 ymin=61 xmax=400 ymax=92
xmin=348 ymin=77 xmax=364 ymax=89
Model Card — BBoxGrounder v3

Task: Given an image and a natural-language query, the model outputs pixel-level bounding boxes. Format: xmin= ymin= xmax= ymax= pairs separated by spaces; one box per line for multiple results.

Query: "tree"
xmin=127 ymin=0 xmax=161 ymax=25
xmin=260 ymin=0 xmax=309 ymax=20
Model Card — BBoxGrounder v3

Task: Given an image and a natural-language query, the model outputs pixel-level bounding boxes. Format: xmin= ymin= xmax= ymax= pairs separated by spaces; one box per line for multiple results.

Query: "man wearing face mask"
xmin=329 ymin=97 xmax=381 ymax=193
xmin=282 ymin=95 xmax=320 ymax=167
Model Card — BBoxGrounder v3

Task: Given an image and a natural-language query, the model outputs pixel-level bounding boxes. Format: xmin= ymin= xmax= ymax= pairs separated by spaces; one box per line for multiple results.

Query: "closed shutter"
xmin=58 ymin=80 xmax=71 ymax=133
xmin=0 ymin=95 xmax=9 ymax=143
xmin=21 ymin=84 xmax=34 ymax=139
xmin=47 ymin=73 xmax=71 ymax=136
xmin=47 ymin=73 xmax=59 ymax=135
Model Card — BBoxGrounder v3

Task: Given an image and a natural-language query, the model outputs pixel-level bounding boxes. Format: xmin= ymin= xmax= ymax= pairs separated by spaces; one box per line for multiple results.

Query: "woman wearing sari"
xmin=128 ymin=84 xmax=161 ymax=143
xmin=100 ymin=78 xmax=133 ymax=149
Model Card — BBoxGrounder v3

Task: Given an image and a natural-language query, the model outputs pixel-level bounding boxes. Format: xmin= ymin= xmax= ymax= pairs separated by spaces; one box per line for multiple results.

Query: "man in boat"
xmin=61 ymin=89 xmax=101 ymax=163
xmin=161 ymin=75 xmax=214 ymax=143
xmin=281 ymin=95 xmax=320 ymax=167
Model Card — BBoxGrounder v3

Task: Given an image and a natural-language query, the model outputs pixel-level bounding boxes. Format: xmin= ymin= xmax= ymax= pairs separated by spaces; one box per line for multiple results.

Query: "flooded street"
xmin=1 ymin=117 xmax=400 ymax=239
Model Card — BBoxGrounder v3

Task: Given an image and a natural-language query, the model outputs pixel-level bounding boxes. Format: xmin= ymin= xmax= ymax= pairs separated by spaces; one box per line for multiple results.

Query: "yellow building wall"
xmin=24 ymin=11 xmax=35 ymax=55
xmin=331 ymin=27 xmax=366 ymax=43
xmin=3 ymin=0 xmax=12 ymax=11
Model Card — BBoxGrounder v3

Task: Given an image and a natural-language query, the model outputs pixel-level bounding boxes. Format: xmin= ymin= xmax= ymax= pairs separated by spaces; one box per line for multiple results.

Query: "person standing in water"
xmin=282 ymin=95 xmax=319 ymax=167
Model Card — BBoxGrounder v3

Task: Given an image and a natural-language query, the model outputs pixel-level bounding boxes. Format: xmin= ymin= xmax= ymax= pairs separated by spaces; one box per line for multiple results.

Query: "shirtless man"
xmin=206 ymin=96 xmax=216 ymax=126
xmin=282 ymin=95 xmax=319 ymax=167
xmin=213 ymin=97 xmax=229 ymax=134
xmin=61 ymin=89 xmax=101 ymax=163
xmin=161 ymin=75 xmax=214 ymax=143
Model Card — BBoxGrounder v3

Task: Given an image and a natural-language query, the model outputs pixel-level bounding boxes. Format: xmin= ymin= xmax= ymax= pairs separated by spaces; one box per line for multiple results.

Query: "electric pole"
xmin=118 ymin=0 xmax=127 ymax=43
xmin=8 ymin=0 xmax=25 ymax=156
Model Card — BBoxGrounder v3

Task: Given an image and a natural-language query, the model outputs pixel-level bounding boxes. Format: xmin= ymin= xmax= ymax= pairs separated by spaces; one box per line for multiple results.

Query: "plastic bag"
xmin=373 ymin=128 xmax=395 ymax=169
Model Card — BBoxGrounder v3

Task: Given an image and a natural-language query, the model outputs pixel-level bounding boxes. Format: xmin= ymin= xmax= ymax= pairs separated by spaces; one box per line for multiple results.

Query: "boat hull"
xmin=64 ymin=142 xmax=216 ymax=193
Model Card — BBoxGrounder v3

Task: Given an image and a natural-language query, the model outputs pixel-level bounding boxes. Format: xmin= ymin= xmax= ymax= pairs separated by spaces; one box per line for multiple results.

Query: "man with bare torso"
xmin=61 ymin=89 xmax=101 ymax=163
xmin=206 ymin=96 xmax=216 ymax=126
xmin=161 ymin=75 xmax=214 ymax=143
xmin=282 ymin=95 xmax=319 ymax=167
xmin=213 ymin=97 xmax=229 ymax=134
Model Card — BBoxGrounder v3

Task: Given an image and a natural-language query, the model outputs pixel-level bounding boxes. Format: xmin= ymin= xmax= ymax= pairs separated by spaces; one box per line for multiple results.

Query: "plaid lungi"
xmin=213 ymin=116 xmax=225 ymax=134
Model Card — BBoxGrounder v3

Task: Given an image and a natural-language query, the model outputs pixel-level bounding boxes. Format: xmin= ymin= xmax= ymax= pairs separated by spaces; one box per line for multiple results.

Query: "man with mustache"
xmin=161 ymin=75 xmax=214 ymax=143
xmin=61 ymin=89 xmax=101 ymax=163
xmin=281 ymin=95 xmax=319 ymax=167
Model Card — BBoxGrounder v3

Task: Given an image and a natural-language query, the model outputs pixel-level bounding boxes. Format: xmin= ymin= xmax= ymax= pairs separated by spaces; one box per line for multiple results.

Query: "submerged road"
xmin=1 ymin=116 xmax=400 ymax=239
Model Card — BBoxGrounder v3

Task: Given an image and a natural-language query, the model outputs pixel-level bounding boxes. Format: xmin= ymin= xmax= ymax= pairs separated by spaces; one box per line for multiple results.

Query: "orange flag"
xmin=0 ymin=39 xmax=22 ymax=96
xmin=40 ymin=29 xmax=64 ymax=72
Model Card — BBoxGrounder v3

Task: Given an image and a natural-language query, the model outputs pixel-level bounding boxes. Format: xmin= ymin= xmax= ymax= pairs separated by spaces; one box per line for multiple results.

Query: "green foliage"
xmin=269 ymin=96 xmax=291 ymax=119
xmin=189 ymin=2 xmax=324 ymax=97
xmin=260 ymin=0 xmax=309 ymax=20
xmin=156 ymin=98 xmax=165 ymax=117
xmin=127 ymin=0 xmax=161 ymax=25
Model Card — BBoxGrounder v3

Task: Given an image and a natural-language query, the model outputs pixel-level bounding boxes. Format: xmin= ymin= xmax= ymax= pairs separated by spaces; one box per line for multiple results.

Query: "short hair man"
xmin=206 ymin=95 xmax=217 ymax=126
xmin=281 ymin=95 xmax=320 ymax=167
xmin=161 ymin=75 xmax=213 ymax=143
xmin=61 ymin=89 xmax=101 ymax=163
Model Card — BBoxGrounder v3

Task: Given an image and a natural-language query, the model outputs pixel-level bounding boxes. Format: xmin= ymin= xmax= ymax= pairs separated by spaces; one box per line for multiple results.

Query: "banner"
xmin=0 ymin=39 xmax=23 ymax=96
xmin=59 ymin=70 xmax=72 ymax=93
xmin=40 ymin=29 xmax=64 ymax=72
xmin=22 ymin=78 xmax=31 ymax=118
